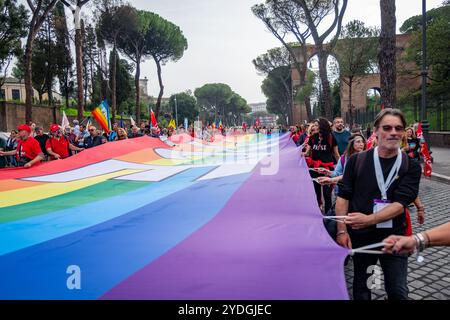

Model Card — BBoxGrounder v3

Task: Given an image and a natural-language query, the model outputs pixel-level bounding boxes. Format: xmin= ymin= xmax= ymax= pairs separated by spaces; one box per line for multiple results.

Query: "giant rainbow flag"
xmin=0 ymin=133 xmax=349 ymax=299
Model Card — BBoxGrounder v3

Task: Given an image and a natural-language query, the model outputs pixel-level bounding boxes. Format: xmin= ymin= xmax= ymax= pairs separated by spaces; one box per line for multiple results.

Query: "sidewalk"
xmin=428 ymin=147 xmax=450 ymax=184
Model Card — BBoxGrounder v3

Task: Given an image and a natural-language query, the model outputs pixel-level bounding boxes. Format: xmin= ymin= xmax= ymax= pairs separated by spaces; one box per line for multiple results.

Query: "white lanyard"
xmin=373 ymin=147 xmax=402 ymax=200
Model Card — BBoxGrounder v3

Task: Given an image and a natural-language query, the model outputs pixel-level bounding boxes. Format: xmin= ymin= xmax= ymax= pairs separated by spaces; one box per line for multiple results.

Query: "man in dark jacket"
xmin=336 ymin=108 xmax=421 ymax=300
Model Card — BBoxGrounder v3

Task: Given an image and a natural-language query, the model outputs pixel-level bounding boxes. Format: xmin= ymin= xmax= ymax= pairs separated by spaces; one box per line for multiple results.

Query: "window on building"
xmin=0 ymin=89 xmax=5 ymax=99
xmin=11 ymin=89 xmax=20 ymax=101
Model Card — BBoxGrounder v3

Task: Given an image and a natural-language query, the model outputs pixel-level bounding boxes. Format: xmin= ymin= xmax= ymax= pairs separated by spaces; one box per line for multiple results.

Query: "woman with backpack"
xmin=318 ymin=133 xmax=367 ymax=191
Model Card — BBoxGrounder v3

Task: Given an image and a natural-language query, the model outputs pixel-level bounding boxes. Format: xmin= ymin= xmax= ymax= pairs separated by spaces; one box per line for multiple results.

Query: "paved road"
xmin=344 ymin=178 xmax=450 ymax=300
xmin=430 ymin=147 xmax=450 ymax=177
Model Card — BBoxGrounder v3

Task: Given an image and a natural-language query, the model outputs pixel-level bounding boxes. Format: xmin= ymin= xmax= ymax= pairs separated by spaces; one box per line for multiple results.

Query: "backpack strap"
xmin=340 ymin=154 xmax=346 ymax=168
xmin=17 ymin=140 xmax=23 ymax=159
xmin=355 ymin=150 xmax=409 ymax=180
xmin=354 ymin=150 xmax=368 ymax=180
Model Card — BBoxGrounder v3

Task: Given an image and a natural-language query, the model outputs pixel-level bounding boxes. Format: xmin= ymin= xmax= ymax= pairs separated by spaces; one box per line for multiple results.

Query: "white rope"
xmin=323 ymin=216 xmax=346 ymax=223
xmin=350 ymin=242 xmax=386 ymax=256
xmin=351 ymin=250 xmax=384 ymax=255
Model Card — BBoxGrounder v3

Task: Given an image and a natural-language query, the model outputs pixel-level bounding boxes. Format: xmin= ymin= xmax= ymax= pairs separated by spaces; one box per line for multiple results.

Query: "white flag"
xmin=61 ymin=110 xmax=70 ymax=129
xmin=130 ymin=115 xmax=136 ymax=127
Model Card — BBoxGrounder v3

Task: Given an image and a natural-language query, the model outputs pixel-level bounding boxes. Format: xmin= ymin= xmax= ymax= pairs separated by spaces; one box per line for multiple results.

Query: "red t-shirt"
xmin=46 ymin=136 xmax=70 ymax=159
xmin=17 ymin=136 xmax=43 ymax=161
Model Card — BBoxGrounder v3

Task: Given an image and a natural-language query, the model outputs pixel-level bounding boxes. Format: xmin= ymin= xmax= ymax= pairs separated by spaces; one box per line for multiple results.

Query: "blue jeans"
xmin=352 ymin=250 xmax=409 ymax=300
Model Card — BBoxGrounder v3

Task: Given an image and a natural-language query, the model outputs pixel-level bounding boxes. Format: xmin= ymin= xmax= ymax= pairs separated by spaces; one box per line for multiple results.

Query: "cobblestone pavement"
xmin=344 ymin=178 xmax=450 ymax=300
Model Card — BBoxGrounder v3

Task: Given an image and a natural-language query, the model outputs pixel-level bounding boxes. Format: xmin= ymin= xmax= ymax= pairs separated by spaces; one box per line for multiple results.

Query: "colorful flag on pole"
xmin=416 ymin=122 xmax=432 ymax=177
xmin=150 ymin=109 xmax=158 ymax=128
xmin=168 ymin=119 xmax=176 ymax=130
xmin=91 ymin=100 xmax=111 ymax=134
xmin=61 ymin=110 xmax=70 ymax=129
xmin=85 ymin=117 xmax=92 ymax=130
xmin=366 ymin=131 xmax=377 ymax=149
xmin=218 ymin=120 xmax=223 ymax=130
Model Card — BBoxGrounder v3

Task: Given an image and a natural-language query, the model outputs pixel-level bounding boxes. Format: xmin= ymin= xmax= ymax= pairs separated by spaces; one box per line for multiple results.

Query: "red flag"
xmin=381 ymin=103 xmax=385 ymax=110
xmin=150 ymin=109 xmax=158 ymax=128
xmin=416 ymin=123 xmax=432 ymax=177
xmin=366 ymin=131 xmax=377 ymax=149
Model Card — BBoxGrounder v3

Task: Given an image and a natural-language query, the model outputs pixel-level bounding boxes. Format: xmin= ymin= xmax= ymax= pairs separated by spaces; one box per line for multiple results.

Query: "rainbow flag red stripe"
xmin=92 ymin=100 xmax=111 ymax=133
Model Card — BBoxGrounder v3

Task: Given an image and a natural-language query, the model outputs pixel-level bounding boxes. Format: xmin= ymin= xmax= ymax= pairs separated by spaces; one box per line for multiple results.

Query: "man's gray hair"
xmin=374 ymin=108 xmax=407 ymax=128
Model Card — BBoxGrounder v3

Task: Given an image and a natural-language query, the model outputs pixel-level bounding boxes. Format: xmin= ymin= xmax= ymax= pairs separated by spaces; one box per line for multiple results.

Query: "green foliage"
xmin=194 ymin=83 xmax=234 ymax=121
xmin=31 ymin=13 xmax=59 ymax=103
xmin=0 ymin=0 xmax=28 ymax=85
xmin=193 ymin=83 xmax=249 ymax=125
xmin=400 ymin=4 xmax=450 ymax=33
xmin=168 ymin=92 xmax=199 ymax=123
xmin=261 ymin=66 xmax=291 ymax=122
xmin=54 ymin=1 xmax=73 ymax=107
xmin=334 ymin=20 xmax=379 ymax=80
xmin=109 ymin=50 xmax=134 ymax=111
xmin=253 ymin=47 xmax=290 ymax=76
xmin=147 ymin=14 xmax=188 ymax=64
xmin=403 ymin=2 xmax=450 ymax=102
xmin=331 ymin=80 xmax=341 ymax=117
xmin=296 ymin=69 xmax=316 ymax=103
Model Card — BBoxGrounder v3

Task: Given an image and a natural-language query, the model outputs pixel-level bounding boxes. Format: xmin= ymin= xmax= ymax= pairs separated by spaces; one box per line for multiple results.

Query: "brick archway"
xmin=290 ymin=33 xmax=421 ymax=124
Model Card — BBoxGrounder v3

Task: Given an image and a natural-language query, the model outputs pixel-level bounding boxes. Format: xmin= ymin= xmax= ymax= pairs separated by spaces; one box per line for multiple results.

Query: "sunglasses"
xmin=380 ymin=125 xmax=404 ymax=132
xmin=89 ymin=129 xmax=95 ymax=132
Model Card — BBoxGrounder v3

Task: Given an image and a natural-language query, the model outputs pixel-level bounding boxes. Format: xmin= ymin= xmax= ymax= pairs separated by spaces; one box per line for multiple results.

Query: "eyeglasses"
xmin=89 ymin=129 xmax=95 ymax=132
xmin=381 ymin=125 xmax=404 ymax=132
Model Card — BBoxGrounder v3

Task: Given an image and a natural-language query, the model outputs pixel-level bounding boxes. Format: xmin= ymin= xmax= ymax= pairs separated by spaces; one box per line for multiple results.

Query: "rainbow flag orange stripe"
xmin=91 ymin=100 xmax=110 ymax=133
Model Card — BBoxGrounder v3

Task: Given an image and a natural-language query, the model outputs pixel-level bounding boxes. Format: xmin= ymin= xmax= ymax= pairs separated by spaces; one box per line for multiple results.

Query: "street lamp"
xmin=174 ymin=95 xmax=178 ymax=128
xmin=421 ymin=0 xmax=430 ymax=145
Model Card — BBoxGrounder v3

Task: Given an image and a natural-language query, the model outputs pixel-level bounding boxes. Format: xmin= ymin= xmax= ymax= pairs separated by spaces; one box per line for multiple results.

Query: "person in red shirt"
xmin=46 ymin=124 xmax=84 ymax=160
xmin=0 ymin=124 xmax=44 ymax=168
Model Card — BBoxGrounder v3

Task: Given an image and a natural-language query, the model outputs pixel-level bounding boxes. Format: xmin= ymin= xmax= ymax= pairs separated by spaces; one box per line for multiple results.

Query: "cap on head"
xmin=50 ymin=124 xmax=60 ymax=132
xmin=17 ymin=124 xmax=31 ymax=134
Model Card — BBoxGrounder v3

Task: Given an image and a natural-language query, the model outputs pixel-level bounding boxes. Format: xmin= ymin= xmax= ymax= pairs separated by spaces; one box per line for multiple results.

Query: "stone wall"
xmin=429 ymin=132 xmax=450 ymax=148
xmin=0 ymin=101 xmax=60 ymax=132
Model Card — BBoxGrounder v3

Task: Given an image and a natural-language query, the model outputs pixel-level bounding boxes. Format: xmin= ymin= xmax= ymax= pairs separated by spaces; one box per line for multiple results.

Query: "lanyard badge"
xmin=372 ymin=147 xmax=402 ymax=229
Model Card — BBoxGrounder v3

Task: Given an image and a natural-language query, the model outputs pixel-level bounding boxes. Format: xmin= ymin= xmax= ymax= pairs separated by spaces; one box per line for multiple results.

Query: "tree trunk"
xmin=304 ymin=97 xmax=312 ymax=123
xmin=135 ymin=59 xmax=141 ymax=124
xmin=155 ymin=58 xmax=164 ymax=119
xmin=280 ymin=76 xmax=293 ymax=125
xmin=65 ymin=88 xmax=69 ymax=108
xmin=298 ymin=57 xmax=313 ymax=122
xmin=24 ymin=31 xmax=36 ymax=123
xmin=348 ymin=77 xmax=353 ymax=127
xmin=111 ymin=45 xmax=117 ymax=122
xmin=75 ymin=27 xmax=84 ymax=121
xmin=379 ymin=0 xmax=397 ymax=108
xmin=46 ymin=16 xmax=53 ymax=106
xmin=317 ymin=47 xmax=333 ymax=119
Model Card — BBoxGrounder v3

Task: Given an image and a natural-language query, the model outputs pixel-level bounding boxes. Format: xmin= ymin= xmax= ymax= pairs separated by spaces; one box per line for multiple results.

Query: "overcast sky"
xmin=126 ymin=0 xmax=443 ymax=104
xmin=17 ymin=0 xmax=445 ymax=104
